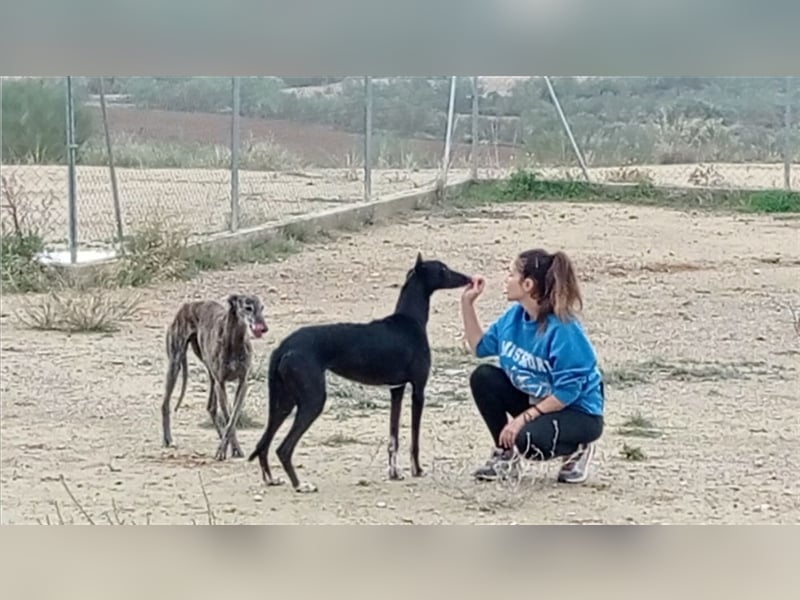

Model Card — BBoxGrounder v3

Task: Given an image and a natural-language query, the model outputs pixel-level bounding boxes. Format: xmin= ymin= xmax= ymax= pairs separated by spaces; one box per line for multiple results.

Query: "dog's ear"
xmin=415 ymin=251 xmax=423 ymax=269
xmin=227 ymin=294 xmax=240 ymax=309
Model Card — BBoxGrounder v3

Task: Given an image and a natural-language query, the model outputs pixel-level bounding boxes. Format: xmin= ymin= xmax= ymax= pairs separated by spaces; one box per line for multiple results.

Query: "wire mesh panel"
xmin=234 ymin=76 xmax=367 ymax=229
xmin=366 ymin=76 xmax=453 ymax=194
xmin=1 ymin=77 xmax=76 ymax=247
xmin=81 ymin=76 xmax=235 ymax=242
xmin=472 ymin=76 xmax=800 ymax=191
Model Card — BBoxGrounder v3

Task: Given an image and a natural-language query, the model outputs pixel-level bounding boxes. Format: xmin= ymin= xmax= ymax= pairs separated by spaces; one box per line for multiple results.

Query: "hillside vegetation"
xmin=2 ymin=76 xmax=798 ymax=169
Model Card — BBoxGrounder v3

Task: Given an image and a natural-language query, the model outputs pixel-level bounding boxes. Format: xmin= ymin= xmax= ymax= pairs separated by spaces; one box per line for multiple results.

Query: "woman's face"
xmin=504 ymin=258 xmax=534 ymax=302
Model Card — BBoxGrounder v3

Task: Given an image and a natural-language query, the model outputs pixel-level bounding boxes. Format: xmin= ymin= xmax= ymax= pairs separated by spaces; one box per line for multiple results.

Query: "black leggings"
xmin=470 ymin=364 xmax=604 ymax=460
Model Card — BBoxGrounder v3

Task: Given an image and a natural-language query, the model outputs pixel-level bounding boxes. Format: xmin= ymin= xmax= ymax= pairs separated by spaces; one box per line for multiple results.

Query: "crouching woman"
xmin=461 ymin=248 xmax=605 ymax=484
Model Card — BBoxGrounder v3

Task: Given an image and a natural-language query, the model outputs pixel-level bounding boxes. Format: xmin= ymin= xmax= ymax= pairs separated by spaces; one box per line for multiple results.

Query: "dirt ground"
xmin=1 ymin=198 xmax=799 ymax=524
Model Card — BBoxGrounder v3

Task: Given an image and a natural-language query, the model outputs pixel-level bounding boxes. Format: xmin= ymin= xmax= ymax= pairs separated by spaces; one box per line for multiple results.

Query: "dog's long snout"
xmin=252 ymin=320 xmax=268 ymax=338
xmin=447 ymin=270 xmax=473 ymax=289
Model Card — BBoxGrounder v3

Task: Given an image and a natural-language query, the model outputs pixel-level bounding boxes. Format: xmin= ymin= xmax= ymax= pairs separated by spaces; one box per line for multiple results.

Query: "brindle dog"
xmin=161 ymin=294 xmax=268 ymax=460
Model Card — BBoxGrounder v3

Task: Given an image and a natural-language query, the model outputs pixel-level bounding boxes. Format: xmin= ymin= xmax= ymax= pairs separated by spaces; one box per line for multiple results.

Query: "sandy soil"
xmin=3 ymin=162 xmax=798 ymax=248
xmin=1 ymin=198 xmax=799 ymax=524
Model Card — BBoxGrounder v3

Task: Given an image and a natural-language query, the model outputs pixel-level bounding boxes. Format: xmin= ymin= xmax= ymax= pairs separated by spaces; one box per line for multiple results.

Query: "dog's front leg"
xmin=213 ymin=380 xmax=233 ymax=461
xmin=388 ymin=386 xmax=405 ymax=480
xmin=410 ymin=383 xmax=426 ymax=477
xmin=222 ymin=376 xmax=248 ymax=459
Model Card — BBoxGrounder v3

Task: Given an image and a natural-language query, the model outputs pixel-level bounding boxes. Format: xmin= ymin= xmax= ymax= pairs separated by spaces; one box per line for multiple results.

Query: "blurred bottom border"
xmin=1 ymin=525 xmax=798 ymax=598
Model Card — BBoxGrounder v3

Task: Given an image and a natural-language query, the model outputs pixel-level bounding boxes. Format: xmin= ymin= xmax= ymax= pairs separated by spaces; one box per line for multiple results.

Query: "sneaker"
xmin=473 ymin=447 xmax=519 ymax=481
xmin=557 ymin=443 xmax=596 ymax=484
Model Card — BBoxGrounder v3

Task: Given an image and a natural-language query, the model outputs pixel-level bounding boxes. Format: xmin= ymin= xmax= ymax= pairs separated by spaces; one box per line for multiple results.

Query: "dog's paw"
xmin=230 ymin=446 xmax=244 ymax=459
xmin=295 ymin=482 xmax=318 ymax=494
xmin=265 ymin=477 xmax=285 ymax=487
xmin=411 ymin=467 xmax=426 ymax=478
xmin=214 ymin=447 xmax=228 ymax=461
xmin=388 ymin=469 xmax=405 ymax=481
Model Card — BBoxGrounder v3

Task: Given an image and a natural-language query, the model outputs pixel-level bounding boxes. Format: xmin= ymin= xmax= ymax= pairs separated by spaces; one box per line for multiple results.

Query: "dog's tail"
xmin=163 ymin=322 xmax=190 ymax=413
xmin=172 ymin=350 xmax=190 ymax=412
xmin=247 ymin=348 xmax=287 ymax=462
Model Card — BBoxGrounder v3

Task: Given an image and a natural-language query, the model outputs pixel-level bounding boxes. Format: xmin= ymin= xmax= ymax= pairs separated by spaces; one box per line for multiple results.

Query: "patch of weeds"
xmin=605 ymin=358 xmax=784 ymax=387
xmin=620 ymin=443 xmax=646 ymax=461
xmin=432 ymin=345 xmax=474 ymax=369
xmin=281 ymin=222 xmax=314 ymax=243
xmin=744 ymin=190 xmax=800 ymax=214
xmin=640 ymin=261 xmax=707 ymax=274
xmin=320 ymin=433 xmax=367 ymax=447
xmin=199 ymin=410 xmax=263 ymax=430
xmin=354 ymin=398 xmax=383 ymax=410
xmin=618 ymin=413 xmax=662 ymax=439
xmin=115 ymin=217 xmax=192 ymax=287
xmin=115 ymin=214 xmax=306 ymax=287
xmin=604 ymin=166 xmax=655 ymax=186
xmin=688 ymin=164 xmax=727 ymax=187
xmin=187 ymin=234 xmax=302 ymax=273
xmin=1 ymin=231 xmax=49 ymax=293
xmin=328 ymin=377 xmax=360 ymax=400
xmin=246 ymin=354 xmax=271 ymax=384
xmin=443 ymin=171 xmax=783 ymax=216
xmin=602 ymin=366 xmax=649 ymax=388
xmin=17 ymin=286 xmax=141 ymax=333
xmin=1 ymin=173 xmax=57 ymax=293
xmin=621 ymin=413 xmax=655 ymax=429
xmin=502 ymin=169 xmax=593 ymax=200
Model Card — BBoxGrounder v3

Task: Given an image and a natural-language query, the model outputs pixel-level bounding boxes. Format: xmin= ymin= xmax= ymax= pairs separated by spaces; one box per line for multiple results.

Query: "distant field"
xmin=93 ymin=106 xmax=519 ymax=168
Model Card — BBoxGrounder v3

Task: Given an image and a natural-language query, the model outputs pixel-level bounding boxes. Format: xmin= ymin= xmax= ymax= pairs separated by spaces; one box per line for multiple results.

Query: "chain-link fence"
xmin=2 ymin=76 xmax=797 ymax=264
xmin=466 ymin=76 xmax=799 ymax=191
xmin=0 ymin=76 xmax=462 ymax=263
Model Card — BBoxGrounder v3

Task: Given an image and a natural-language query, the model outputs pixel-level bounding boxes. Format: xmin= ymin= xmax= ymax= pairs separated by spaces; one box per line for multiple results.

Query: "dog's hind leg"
xmin=249 ymin=387 xmax=294 ymax=487
xmin=388 ymin=385 xmax=405 ymax=481
xmin=217 ymin=376 xmax=247 ymax=459
xmin=275 ymin=355 xmax=326 ymax=492
xmin=161 ymin=354 xmax=182 ymax=447
xmin=205 ymin=373 xmax=220 ymax=434
xmin=206 ymin=374 xmax=226 ymax=441
xmin=409 ymin=381 xmax=427 ymax=477
xmin=248 ymin=353 xmax=296 ymax=487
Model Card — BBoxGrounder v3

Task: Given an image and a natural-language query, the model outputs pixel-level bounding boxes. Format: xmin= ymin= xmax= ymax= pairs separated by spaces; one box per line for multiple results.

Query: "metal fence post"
xmin=543 ymin=76 xmax=591 ymax=182
xmin=440 ymin=76 xmax=457 ymax=188
xmin=785 ymin=76 xmax=793 ymax=191
xmin=471 ymin=76 xmax=479 ymax=180
xmin=364 ymin=76 xmax=372 ymax=203
xmin=98 ymin=76 xmax=125 ymax=254
xmin=230 ymin=76 xmax=241 ymax=231
xmin=65 ymin=76 xmax=78 ymax=264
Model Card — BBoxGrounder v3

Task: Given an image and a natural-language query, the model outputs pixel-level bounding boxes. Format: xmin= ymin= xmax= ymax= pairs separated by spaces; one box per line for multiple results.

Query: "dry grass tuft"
xmin=16 ymin=287 xmax=141 ymax=333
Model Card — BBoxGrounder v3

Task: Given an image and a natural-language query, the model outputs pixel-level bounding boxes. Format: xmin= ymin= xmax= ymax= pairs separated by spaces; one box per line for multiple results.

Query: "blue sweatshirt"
xmin=475 ymin=303 xmax=604 ymax=416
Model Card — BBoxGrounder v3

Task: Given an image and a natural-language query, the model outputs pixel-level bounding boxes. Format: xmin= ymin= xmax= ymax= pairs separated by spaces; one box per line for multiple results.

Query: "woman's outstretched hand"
xmin=461 ymin=275 xmax=485 ymax=305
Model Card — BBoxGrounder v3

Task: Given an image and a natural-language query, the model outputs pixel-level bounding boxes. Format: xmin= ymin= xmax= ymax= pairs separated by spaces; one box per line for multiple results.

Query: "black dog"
xmin=248 ymin=252 xmax=472 ymax=492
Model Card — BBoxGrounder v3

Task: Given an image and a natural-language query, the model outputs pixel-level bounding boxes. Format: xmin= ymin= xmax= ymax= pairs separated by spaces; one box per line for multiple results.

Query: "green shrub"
xmin=745 ymin=190 xmax=800 ymax=213
xmin=0 ymin=231 xmax=47 ymax=292
xmin=1 ymin=79 xmax=94 ymax=164
xmin=503 ymin=169 xmax=591 ymax=199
